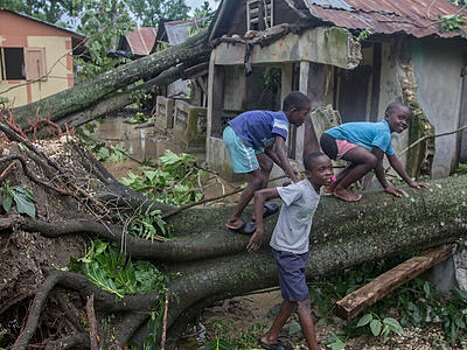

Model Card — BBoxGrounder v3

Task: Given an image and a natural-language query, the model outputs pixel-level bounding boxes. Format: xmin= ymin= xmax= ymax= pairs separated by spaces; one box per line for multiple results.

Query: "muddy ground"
xmin=182 ymin=291 xmax=463 ymax=350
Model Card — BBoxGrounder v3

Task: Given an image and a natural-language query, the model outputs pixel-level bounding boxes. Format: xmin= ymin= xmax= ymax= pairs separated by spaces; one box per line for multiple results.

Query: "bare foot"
xmin=333 ymin=188 xmax=362 ymax=202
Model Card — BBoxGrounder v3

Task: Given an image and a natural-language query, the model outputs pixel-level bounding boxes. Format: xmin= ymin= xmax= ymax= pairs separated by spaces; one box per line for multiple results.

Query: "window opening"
xmin=2 ymin=48 xmax=25 ymax=80
xmin=247 ymin=0 xmax=273 ymax=31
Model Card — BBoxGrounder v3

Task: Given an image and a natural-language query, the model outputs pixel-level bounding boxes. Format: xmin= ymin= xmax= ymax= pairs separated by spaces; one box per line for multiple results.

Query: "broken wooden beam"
xmin=334 ymin=244 xmax=456 ymax=321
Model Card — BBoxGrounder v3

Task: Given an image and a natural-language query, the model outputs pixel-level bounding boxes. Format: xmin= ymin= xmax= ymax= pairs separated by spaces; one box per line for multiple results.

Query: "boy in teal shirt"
xmin=320 ymin=101 xmax=429 ymax=202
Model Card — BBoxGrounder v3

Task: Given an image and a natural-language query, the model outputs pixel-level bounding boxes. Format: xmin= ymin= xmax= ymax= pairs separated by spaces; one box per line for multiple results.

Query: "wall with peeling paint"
xmin=412 ymin=40 xmax=466 ymax=178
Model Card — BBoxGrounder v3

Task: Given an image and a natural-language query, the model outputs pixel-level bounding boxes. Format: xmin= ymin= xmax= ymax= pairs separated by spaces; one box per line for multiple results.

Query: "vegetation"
xmin=71 ymin=240 xmax=167 ymax=298
xmin=126 ymin=0 xmax=189 ymax=27
xmin=1 ymin=181 xmax=36 ymax=219
xmin=0 ymin=0 xmax=464 ymax=348
xmin=88 ymin=143 xmax=129 ymax=163
xmin=71 ymin=239 xmax=169 ymax=348
xmin=439 ymin=13 xmax=466 ymax=33
xmin=121 ymin=150 xmax=208 ymax=205
xmin=128 ymin=203 xmax=172 ymax=240
xmin=126 ymin=111 xmax=153 ymax=125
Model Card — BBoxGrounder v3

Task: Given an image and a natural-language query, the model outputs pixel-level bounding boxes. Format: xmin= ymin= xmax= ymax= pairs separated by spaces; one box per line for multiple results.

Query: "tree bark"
xmin=56 ymin=64 xmax=188 ymax=129
xmin=12 ymin=30 xmax=210 ymax=128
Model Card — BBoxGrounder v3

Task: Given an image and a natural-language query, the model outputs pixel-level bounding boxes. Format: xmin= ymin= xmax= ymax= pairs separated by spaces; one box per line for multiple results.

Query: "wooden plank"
xmin=334 ymin=245 xmax=455 ymax=321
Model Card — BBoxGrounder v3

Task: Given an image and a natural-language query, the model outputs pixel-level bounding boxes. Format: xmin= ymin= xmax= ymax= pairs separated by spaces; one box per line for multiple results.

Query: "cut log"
xmin=334 ymin=244 xmax=456 ymax=321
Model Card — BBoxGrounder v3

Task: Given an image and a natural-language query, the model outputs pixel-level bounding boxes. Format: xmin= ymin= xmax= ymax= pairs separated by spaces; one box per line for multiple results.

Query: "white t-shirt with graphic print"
xmin=270 ymin=179 xmax=321 ymax=254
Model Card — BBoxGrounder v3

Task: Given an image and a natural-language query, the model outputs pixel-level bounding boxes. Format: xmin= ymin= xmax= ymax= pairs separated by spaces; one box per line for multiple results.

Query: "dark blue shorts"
xmin=272 ymin=248 xmax=309 ymax=302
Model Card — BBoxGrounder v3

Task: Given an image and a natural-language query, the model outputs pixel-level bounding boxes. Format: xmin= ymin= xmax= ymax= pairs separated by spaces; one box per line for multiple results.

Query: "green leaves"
xmin=126 ymin=112 xmax=152 ymax=125
xmin=287 ymin=320 xmax=301 ymax=335
xmin=326 ymin=332 xmax=346 ymax=350
xmin=1 ymin=181 xmax=36 ymax=218
xmin=128 ymin=204 xmax=171 ymax=240
xmin=357 ymin=313 xmax=404 ymax=342
xmin=121 ymin=149 xmax=207 ymax=206
xmin=72 ymin=240 xmax=168 ymax=298
xmin=356 ymin=313 xmax=373 ymax=327
xmin=126 ymin=0 xmax=189 ymax=27
xmin=439 ymin=14 xmax=466 ymax=33
xmin=198 ymin=338 xmax=237 ymax=350
xmin=84 ymin=139 xmax=128 ymax=163
xmin=369 ymin=319 xmax=382 ymax=336
xmin=356 ymin=28 xmax=372 ymax=42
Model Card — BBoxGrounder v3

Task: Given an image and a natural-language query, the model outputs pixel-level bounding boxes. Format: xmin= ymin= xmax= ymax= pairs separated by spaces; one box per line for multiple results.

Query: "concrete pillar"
xmin=280 ymin=63 xmax=293 ymax=108
xmin=459 ymin=66 xmax=467 ymax=163
xmin=294 ymin=61 xmax=311 ymax=161
xmin=296 ymin=62 xmax=325 ymax=162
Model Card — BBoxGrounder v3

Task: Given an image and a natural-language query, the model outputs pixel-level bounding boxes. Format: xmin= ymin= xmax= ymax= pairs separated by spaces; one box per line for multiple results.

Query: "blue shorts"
xmin=272 ymin=248 xmax=309 ymax=302
xmin=223 ymin=126 xmax=262 ymax=173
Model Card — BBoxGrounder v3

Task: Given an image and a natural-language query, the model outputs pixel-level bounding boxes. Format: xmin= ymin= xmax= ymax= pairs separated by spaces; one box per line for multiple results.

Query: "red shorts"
xmin=336 ymin=139 xmax=358 ymax=160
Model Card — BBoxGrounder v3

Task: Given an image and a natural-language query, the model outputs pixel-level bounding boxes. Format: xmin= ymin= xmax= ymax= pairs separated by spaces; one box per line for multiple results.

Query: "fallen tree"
xmin=0 ymin=125 xmax=465 ymax=349
xmin=11 ymin=30 xmax=210 ymax=128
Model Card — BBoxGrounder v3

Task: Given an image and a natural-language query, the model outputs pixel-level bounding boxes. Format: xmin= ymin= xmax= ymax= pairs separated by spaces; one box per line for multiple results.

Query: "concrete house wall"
xmin=0 ymin=10 xmax=83 ymax=107
xmin=412 ymin=41 xmax=466 ymax=178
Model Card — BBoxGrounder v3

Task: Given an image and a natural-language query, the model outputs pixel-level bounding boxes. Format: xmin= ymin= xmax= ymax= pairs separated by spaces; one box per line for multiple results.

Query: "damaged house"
xmin=0 ymin=8 xmax=85 ymax=107
xmin=204 ymin=0 xmax=467 ymax=181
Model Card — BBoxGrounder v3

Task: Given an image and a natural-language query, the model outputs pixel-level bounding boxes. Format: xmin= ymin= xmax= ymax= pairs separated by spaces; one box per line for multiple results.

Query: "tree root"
xmin=52 ymin=291 xmax=84 ymax=333
xmin=12 ymin=269 xmax=159 ymax=350
xmin=13 ymin=273 xmax=62 ymax=350
xmin=0 ymin=122 xmax=108 ymax=214
xmin=43 ymin=332 xmax=90 ymax=350
xmin=18 ymin=216 xmax=259 ymax=262
xmin=0 ymin=155 xmax=74 ymax=197
xmin=23 ymin=118 xmax=63 ymax=141
xmin=85 ymin=295 xmax=99 ymax=350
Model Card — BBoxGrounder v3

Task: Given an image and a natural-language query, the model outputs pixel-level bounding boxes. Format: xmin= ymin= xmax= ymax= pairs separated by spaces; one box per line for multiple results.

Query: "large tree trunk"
xmin=56 ymin=65 xmax=186 ymax=129
xmin=1 ymin=134 xmax=465 ymax=349
xmin=11 ymin=30 xmax=210 ymax=128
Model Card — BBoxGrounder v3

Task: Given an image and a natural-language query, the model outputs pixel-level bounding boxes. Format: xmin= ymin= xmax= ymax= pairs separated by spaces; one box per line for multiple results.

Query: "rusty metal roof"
xmin=303 ymin=0 xmax=466 ymax=38
xmin=125 ymin=27 xmax=158 ymax=56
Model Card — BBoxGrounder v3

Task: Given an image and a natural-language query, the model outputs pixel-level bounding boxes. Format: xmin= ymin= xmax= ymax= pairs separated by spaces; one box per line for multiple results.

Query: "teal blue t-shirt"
xmin=325 ymin=119 xmax=395 ymax=155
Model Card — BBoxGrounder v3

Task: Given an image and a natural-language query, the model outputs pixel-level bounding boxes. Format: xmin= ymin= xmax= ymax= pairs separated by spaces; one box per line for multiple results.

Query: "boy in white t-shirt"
xmin=248 ymin=152 xmax=334 ymax=350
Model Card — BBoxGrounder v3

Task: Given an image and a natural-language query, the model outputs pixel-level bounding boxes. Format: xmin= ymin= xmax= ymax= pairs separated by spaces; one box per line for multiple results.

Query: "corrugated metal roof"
xmin=125 ymin=27 xmax=158 ymax=56
xmin=303 ymin=0 xmax=466 ymax=38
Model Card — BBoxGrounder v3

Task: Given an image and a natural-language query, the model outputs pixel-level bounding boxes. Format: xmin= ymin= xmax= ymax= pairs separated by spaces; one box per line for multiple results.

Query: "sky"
xmin=186 ymin=0 xmax=220 ymax=12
